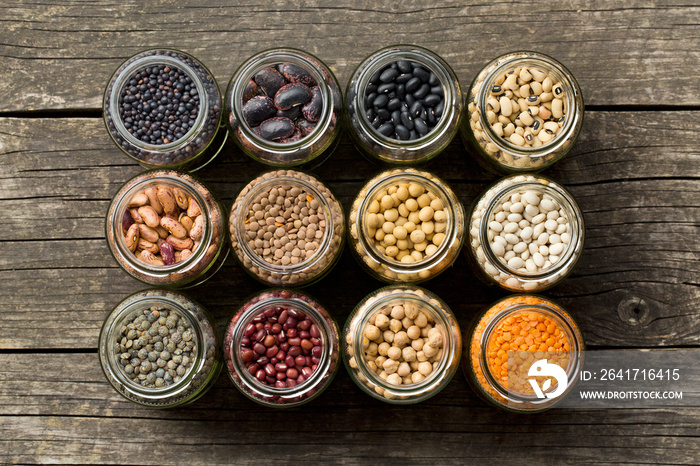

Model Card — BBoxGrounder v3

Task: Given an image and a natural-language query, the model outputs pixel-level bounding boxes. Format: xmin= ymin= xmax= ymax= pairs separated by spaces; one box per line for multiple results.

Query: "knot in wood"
xmin=617 ymin=296 xmax=651 ymax=326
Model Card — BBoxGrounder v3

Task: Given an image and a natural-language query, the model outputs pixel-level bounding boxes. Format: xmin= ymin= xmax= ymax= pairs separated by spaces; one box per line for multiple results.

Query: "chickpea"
xmin=378 ymin=342 xmax=391 ymax=356
xmin=387 ymin=373 xmax=402 ymax=385
xmin=364 ymin=324 xmax=380 ymax=341
xmin=418 ymin=361 xmax=433 ymax=376
xmin=390 ymin=305 xmax=405 ymax=320
xmin=423 ymin=341 xmax=439 ymax=358
xmin=394 ymin=331 xmax=409 ymax=348
xmin=387 ymin=346 xmax=402 ymax=361
xmin=383 ymin=358 xmax=399 ymax=374
xmin=375 ymin=313 xmax=390 ymax=329
xmin=367 ymin=342 xmax=379 ymax=356
xmin=414 ymin=312 xmax=428 ymax=328
xmin=411 ymin=372 xmax=426 ymax=383
xmin=383 ymin=330 xmax=395 ymax=343
xmin=389 ymin=318 xmax=402 ymax=333
xmin=401 ymin=316 xmax=413 ymax=329
xmin=411 ymin=338 xmax=424 ymax=351
xmin=406 ymin=325 xmax=421 ymax=340
xmin=397 ymin=362 xmax=411 ymax=377
xmin=404 ymin=303 xmax=419 ymax=319
xmin=402 ymin=346 xmax=417 ymax=362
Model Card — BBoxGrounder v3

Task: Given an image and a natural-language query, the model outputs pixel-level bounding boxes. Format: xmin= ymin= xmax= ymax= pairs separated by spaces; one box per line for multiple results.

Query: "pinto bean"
xmin=157 ymin=186 xmax=177 ymax=215
xmin=166 ymin=235 xmax=194 ymax=251
xmin=179 ymin=249 xmax=193 ymax=262
xmin=128 ymin=192 xmax=149 ymax=207
xmin=138 ymin=238 xmax=159 ymax=254
xmin=179 ymin=215 xmax=194 ymax=232
xmin=189 ymin=215 xmax=204 ymax=241
xmin=137 ymin=224 xmax=160 ymax=243
xmin=172 ymin=187 xmax=189 ymax=210
xmin=144 ymin=187 xmax=163 ymax=214
xmin=160 ymin=216 xmax=188 ymax=239
xmin=129 ymin=208 xmax=144 ymax=224
xmin=125 ymin=224 xmax=140 ymax=252
xmin=155 ymin=225 xmax=169 ymax=239
xmin=139 ymin=250 xmax=164 ymax=266
xmin=138 ymin=205 xmax=160 ymax=228
xmin=187 ymin=197 xmax=200 ymax=217
xmin=159 ymin=241 xmax=176 ymax=265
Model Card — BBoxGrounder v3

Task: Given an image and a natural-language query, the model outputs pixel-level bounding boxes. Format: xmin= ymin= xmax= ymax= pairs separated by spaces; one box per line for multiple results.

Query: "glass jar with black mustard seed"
xmin=229 ymin=169 xmax=345 ymax=287
xmin=345 ymin=45 xmax=463 ymax=164
xmin=103 ymin=49 xmax=227 ymax=171
xmin=106 ymin=169 xmax=228 ymax=288
xmin=348 ymin=168 xmax=465 ymax=284
xmin=463 ymin=294 xmax=584 ymax=412
xmin=466 ymin=173 xmax=584 ymax=292
xmin=224 ymin=289 xmax=340 ymax=408
xmin=98 ymin=289 xmax=221 ymax=408
xmin=343 ymin=286 xmax=461 ymax=404
xmin=225 ymin=48 xmax=343 ymax=167
xmin=460 ymin=51 xmax=584 ymax=174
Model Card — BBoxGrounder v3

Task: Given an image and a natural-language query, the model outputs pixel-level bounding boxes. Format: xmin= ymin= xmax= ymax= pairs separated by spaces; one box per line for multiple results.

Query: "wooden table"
xmin=2 ymin=1 xmax=699 ymax=464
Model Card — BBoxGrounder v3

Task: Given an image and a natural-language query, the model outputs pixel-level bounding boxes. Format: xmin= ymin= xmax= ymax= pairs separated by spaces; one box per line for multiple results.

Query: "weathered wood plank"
xmin=0 ymin=112 xmax=698 ymax=349
xmin=0 ymin=0 xmax=699 ymax=112
xmin=0 ymin=353 xmax=699 ymax=464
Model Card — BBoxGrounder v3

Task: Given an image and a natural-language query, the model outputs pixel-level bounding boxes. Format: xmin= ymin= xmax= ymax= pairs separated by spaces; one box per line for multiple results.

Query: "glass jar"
xmin=229 ymin=169 xmax=344 ymax=287
xmin=460 ymin=51 xmax=584 ymax=173
xmin=348 ymin=168 xmax=465 ymax=284
xmin=224 ymin=289 xmax=340 ymax=407
xmin=466 ymin=174 xmax=584 ymax=292
xmin=98 ymin=289 xmax=220 ymax=408
xmin=345 ymin=45 xmax=463 ymax=164
xmin=343 ymin=286 xmax=461 ymax=404
xmin=463 ymin=294 xmax=584 ymax=412
xmin=225 ymin=48 xmax=342 ymax=167
xmin=106 ymin=169 xmax=228 ymax=288
xmin=103 ymin=49 xmax=227 ymax=171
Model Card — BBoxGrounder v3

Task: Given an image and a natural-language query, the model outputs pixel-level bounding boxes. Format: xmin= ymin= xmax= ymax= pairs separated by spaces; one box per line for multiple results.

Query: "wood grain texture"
xmin=0 ymin=0 xmax=699 ymax=112
xmin=0 ymin=112 xmax=698 ymax=349
xmin=1 ymin=353 xmax=699 ymax=465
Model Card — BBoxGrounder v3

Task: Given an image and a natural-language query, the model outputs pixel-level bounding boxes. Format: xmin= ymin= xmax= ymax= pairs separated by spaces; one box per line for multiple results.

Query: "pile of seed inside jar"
xmin=240 ymin=306 xmax=322 ymax=388
xmin=122 ymin=184 xmax=203 ymax=266
xmin=242 ymin=63 xmax=322 ymax=143
xmin=487 ymin=189 xmax=570 ymax=273
xmin=119 ymin=65 xmax=200 ymax=145
xmin=243 ymin=184 xmax=326 ymax=266
xmin=484 ymin=67 xmax=566 ymax=147
xmin=360 ymin=302 xmax=444 ymax=386
xmin=487 ymin=310 xmax=570 ymax=394
xmin=114 ymin=306 xmax=196 ymax=388
xmin=365 ymin=181 xmax=448 ymax=264
xmin=364 ymin=60 xmax=444 ymax=140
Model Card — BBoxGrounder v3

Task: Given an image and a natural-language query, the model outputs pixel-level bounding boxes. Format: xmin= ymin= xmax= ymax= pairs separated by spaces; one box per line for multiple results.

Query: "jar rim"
xmin=351 ymin=44 xmax=459 ymax=151
xmin=356 ymin=169 xmax=461 ymax=274
xmin=226 ymin=48 xmax=339 ymax=165
xmin=106 ymin=170 xmax=218 ymax=283
xmin=474 ymin=296 xmax=584 ymax=405
xmin=227 ymin=294 xmax=335 ymax=401
xmin=232 ymin=172 xmax=338 ymax=276
xmin=348 ymin=287 xmax=460 ymax=400
xmin=99 ymin=290 xmax=207 ymax=404
xmin=476 ymin=51 xmax=581 ymax=156
xmin=477 ymin=175 xmax=584 ymax=280
xmin=105 ymin=49 xmax=212 ymax=155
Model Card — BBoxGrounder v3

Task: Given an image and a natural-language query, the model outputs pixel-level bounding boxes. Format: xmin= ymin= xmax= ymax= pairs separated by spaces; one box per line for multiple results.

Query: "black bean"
xmin=391 ymin=110 xmax=402 ymax=125
xmin=414 ymin=117 xmax=429 ymax=135
xmin=395 ymin=124 xmax=410 ymax=140
xmin=395 ymin=73 xmax=413 ymax=84
xmin=405 ymin=94 xmax=416 ymax=106
xmin=423 ymin=93 xmax=441 ymax=107
xmin=412 ymin=66 xmax=430 ymax=82
xmin=373 ymin=94 xmax=388 ymax=108
xmin=413 ymin=83 xmax=430 ymax=99
xmin=387 ymin=91 xmax=396 ymax=100
xmin=430 ymin=85 xmax=444 ymax=97
xmin=259 ymin=117 xmax=295 ymax=140
xmin=365 ymin=84 xmax=377 ymax=95
xmin=429 ymin=72 xmax=440 ymax=86
xmin=427 ymin=108 xmax=436 ymax=124
xmin=405 ymin=77 xmax=421 ymax=93
xmin=243 ymin=95 xmax=277 ymax=127
xmin=409 ymin=129 xmax=418 ymax=139
xmin=370 ymin=68 xmax=383 ymax=83
xmin=371 ymin=117 xmax=382 ymax=129
xmin=302 ymin=86 xmax=323 ymax=122
xmin=409 ymin=101 xmax=423 ymax=118
xmin=366 ymin=109 xmax=376 ymax=121
xmin=274 ymin=83 xmax=312 ymax=111
xmin=254 ymin=67 xmax=286 ymax=97
xmin=397 ymin=61 xmax=412 ymax=73
xmin=379 ymin=68 xmax=399 ymax=83
xmin=281 ymin=63 xmax=316 ymax=86
xmin=396 ymin=84 xmax=406 ymax=100
xmin=387 ymin=98 xmax=402 ymax=111
xmin=365 ymin=92 xmax=377 ymax=108
xmin=377 ymin=83 xmax=396 ymax=94
xmin=377 ymin=123 xmax=394 ymax=136
xmin=434 ymin=99 xmax=444 ymax=117
xmin=400 ymin=111 xmax=414 ymax=130
xmin=377 ymin=108 xmax=390 ymax=120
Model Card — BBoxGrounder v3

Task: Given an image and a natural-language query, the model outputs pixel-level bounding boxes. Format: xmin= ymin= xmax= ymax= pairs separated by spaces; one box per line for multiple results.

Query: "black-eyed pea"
xmin=125 ymin=223 xmax=140 ymax=252
xmin=552 ymin=98 xmax=564 ymax=119
xmin=142 ymin=187 xmax=162 ymax=215
xmin=138 ymin=205 xmax=160 ymax=228
xmin=156 ymin=186 xmax=177 ymax=215
xmin=540 ymin=91 xmax=553 ymax=103
xmin=129 ymin=192 xmax=149 ymax=207
xmin=378 ymin=342 xmax=390 ymax=356
xmin=387 ymin=346 xmax=402 ymax=361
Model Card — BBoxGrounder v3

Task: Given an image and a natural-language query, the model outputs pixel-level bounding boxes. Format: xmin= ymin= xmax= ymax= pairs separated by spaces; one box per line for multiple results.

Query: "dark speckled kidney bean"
xmin=259 ymin=117 xmax=295 ymax=140
xmin=363 ymin=60 xmax=444 ymax=141
xmin=282 ymin=63 xmax=315 ymax=86
xmin=302 ymin=86 xmax=322 ymax=122
xmin=274 ymin=83 xmax=312 ymax=111
xmin=297 ymin=119 xmax=316 ymax=136
xmin=254 ymin=66 xmax=286 ymax=97
xmin=243 ymin=95 xmax=276 ymax=127
xmin=243 ymin=79 xmax=259 ymax=103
